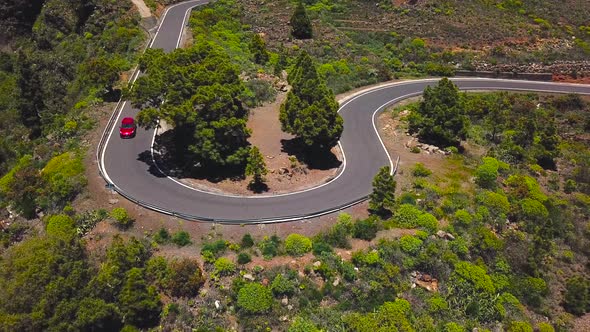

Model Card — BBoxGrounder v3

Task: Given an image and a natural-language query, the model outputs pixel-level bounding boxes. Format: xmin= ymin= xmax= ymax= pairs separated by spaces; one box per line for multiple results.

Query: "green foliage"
xmin=41 ymin=152 xmax=86 ymax=208
xmin=118 ymin=268 xmax=162 ymax=328
xmin=250 ymin=34 xmax=269 ymax=64
xmin=369 ymin=166 xmax=396 ymax=215
xmin=46 ymin=214 xmax=76 ymax=238
xmin=167 ymin=258 xmax=204 ymax=298
xmin=291 ymin=2 xmax=313 ymax=39
xmin=280 ymin=51 xmax=343 ymax=150
xmin=130 ymin=44 xmax=251 ymax=170
xmin=408 ymin=78 xmax=468 ymax=148
xmin=285 ymin=233 xmax=312 ymax=256
xmin=241 ymin=233 xmax=254 ymax=248
xmin=475 ymin=157 xmax=500 ymax=189
xmin=153 ymin=228 xmax=171 ymax=244
xmin=412 ymin=162 xmax=432 ymax=177
xmin=245 ymin=146 xmax=267 ymax=188
xmin=564 ymin=276 xmax=590 ymax=316
xmin=453 ymin=209 xmax=473 ymax=228
xmin=444 ymin=322 xmax=466 ymax=332
xmin=237 ymin=283 xmax=273 ymax=313
xmin=352 ymin=217 xmax=380 ymax=240
xmin=271 ymin=273 xmax=296 ymax=296
xmin=399 ymin=235 xmax=423 ymax=255
xmin=289 ymin=316 xmax=320 ymax=332
xmin=171 ymin=231 xmax=191 ymax=247
xmin=507 ymin=321 xmax=533 ymax=332
xmin=237 ymin=252 xmax=251 ymax=264
xmin=258 ymin=235 xmax=281 ymax=259
xmin=214 ymin=257 xmax=236 ymax=276
xmin=344 ymin=299 xmax=415 ymax=332
xmin=110 ymin=207 xmax=134 ymax=228
xmin=390 ymin=204 xmax=438 ymax=233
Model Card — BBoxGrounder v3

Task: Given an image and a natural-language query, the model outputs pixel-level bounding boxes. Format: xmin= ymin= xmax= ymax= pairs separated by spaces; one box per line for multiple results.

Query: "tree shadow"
xmin=247 ymin=181 xmax=269 ymax=194
xmin=136 ymin=150 xmax=166 ymax=178
xmin=144 ymin=128 xmax=246 ymax=183
xmin=280 ymin=137 xmax=342 ymax=170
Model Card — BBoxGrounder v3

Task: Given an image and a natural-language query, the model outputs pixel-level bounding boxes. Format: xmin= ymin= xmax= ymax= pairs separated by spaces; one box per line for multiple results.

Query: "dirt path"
xmin=131 ymin=0 xmax=152 ymax=18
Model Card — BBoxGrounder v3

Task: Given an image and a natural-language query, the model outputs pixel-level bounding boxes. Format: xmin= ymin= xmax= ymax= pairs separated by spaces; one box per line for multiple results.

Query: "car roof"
xmin=122 ymin=117 xmax=135 ymax=124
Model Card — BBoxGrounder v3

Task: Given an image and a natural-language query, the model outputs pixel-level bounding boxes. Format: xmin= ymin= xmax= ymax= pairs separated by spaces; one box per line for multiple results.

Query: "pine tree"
xmin=273 ymin=44 xmax=288 ymax=77
xmin=369 ymin=166 xmax=396 ymax=215
xmin=118 ymin=268 xmax=162 ymax=328
xmin=408 ymin=77 xmax=468 ymax=148
xmin=279 ymin=51 xmax=343 ymax=150
xmin=245 ymin=146 xmax=267 ymax=188
xmin=290 ymin=2 xmax=312 ymax=39
xmin=250 ymin=33 xmax=269 ymax=64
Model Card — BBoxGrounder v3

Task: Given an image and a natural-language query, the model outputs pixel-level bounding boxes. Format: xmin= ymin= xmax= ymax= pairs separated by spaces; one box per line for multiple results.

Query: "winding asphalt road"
xmin=99 ymin=0 xmax=590 ymax=222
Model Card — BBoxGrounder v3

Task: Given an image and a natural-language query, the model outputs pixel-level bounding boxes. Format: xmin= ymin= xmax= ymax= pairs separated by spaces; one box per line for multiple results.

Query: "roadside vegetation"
xmin=1 ymin=0 xmax=589 ymax=331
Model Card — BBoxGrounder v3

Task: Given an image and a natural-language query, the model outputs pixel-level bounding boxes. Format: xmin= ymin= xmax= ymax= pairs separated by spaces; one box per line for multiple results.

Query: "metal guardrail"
xmin=95 ymin=1 xmax=402 ymax=224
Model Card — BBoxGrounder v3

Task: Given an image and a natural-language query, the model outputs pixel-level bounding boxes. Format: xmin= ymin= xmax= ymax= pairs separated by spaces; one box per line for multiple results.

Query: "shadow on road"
xmin=280 ymin=137 xmax=342 ymax=170
xmin=136 ymin=150 xmax=166 ymax=178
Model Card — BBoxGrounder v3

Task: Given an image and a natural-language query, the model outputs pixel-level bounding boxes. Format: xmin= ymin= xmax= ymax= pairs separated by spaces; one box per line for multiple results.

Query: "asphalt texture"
xmin=101 ymin=0 xmax=590 ymax=222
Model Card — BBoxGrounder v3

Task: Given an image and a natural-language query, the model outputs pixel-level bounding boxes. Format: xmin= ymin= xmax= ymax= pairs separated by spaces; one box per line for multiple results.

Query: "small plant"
xmin=410 ymin=146 xmax=421 ymax=153
xmin=412 ymin=162 xmax=432 ymax=177
xmin=171 ymin=231 xmax=191 ymax=246
xmin=110 ymin=207 xmax=134 ymax=228
xmin=271 ymin=273 xmax=296 ymax=296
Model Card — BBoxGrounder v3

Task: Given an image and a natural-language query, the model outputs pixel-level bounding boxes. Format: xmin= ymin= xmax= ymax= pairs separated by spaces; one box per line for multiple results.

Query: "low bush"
xmin=171 ymin=231 xmax=191 ymax=246
xmin=271 ymin=273 xmax=296 ymax=296
xmin=214 ymin=257 xmax=236 ymax=276
xmin=237 ymin=252 xmax=252 ymax=264
xmin=352 ymin=217 xmax=379 ymax=240
xmin=412 ymin=163 xmax=432 ymax=177
xmin=110 ymin=207 xmax=133 ymax=228
xmin=285 ymin=234 xmax=312 ymax=256
xmin=237 ymin=283 xmax=273 ymax=313
xmin=241 ymin=233 xmax=254 ymax=248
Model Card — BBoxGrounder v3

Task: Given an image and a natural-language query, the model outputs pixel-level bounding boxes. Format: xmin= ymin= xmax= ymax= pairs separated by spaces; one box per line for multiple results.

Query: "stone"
xmin=313 ymin=261 xmax=321 ymax=267
xmin=214 ymin=300 xmax=221 ymax=310
xmin=243 ymin=273 xmax=255 ymax=281
xmin=108 ymin=199 xmax=119 ymax=204
xmin=436 ymin=230 xmax=447 ymax=238
xmin=280 ymin=316 xmax=288 ymax=322
xmin=287 ymin=304 xmax=294 ymax=311
xmin=281 ymin=297 xmax=289 ymax=306
xmin=332 ymin=277 xmax=340 ymax=287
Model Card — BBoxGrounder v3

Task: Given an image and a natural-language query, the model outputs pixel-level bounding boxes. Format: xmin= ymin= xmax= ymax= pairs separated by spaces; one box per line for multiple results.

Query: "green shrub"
xmin=444 ymin=322 xmax=466 ymax=332
xmin=214 ymin=257 xmax=236 ymax=276
xmin=412 ymin=162 xmax=432 ymax=177
xmin=352 ymin=217 xmax=379 ymax=240
xmin=288 ymin=316 xmax=320 ymax=332
xmin=46 ymin=214 xmax=76 ymax=238
xmin=110 ymin=207 xmax=133 ymax=228
xmin=241 ymin=233 xmax=254 ymax=248
xmin=285 ymin=233 xmax=312 ymax=256
xmin=237 ymin=252 xmax=251 ymax=265
xmin=537 ymin=322 xmax=555 ymax=332
xmin=237 ymin=283 xmax=273 ymax=313
xmin=271 ymin=273 xmax=296 ymax=296
xmin=475 ymin=157 xmax=500 ymax=188
xmin=565 ymin=179 xmax=577 ymax=193
xmin=171 ymin=231 xmax=191 ymax=246
xmin=202 ymin=239 xmax=228 ymax=255
xmin=153 ymin=228 xmax=170 ymax=244
xmin=399 ymin=235 xmax=423 ymax=255
xmin=311 ymin=238 xmax=333 ymax=256
xmin=41 ymin=152 xmax=86 ymax=206
xmin=453 ymin=209 xmax=473 ymax=228
xmin=564 ymin=276 xmax=590 ymax=316
xmin=258 ymin=235 xmax=281 ymax=259
xmin=390 ymin=204 xmax=438 ymax=233
xmin=507 ymin=321 xmax=533 ymax=332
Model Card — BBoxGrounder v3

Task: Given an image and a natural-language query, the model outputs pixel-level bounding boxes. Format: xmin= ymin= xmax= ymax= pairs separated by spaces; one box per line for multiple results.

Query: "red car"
xmin=119 ymin=117 xmax=137 ymax=138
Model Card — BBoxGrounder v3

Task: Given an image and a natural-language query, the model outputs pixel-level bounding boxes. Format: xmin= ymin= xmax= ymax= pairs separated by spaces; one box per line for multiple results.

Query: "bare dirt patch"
xmin=131 ymin=0 xmax=152 ymax=18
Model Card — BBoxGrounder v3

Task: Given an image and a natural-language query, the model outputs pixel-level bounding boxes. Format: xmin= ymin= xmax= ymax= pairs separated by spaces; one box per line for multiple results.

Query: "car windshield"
xmin=122 ymin=123 xmax=134 ymax=128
